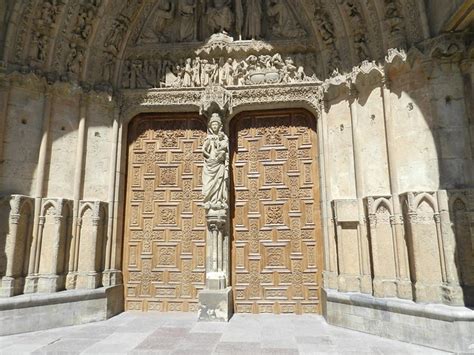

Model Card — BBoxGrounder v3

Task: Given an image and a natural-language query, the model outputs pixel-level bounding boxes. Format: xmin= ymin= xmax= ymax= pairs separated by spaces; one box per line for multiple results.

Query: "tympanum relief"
xmin=120 ymin=0 xmax=319 ymax=90
xmin=121 ymin=41 xmax=320 ymax=89
xmin=138 ymin=0 xmax=306 ymax=44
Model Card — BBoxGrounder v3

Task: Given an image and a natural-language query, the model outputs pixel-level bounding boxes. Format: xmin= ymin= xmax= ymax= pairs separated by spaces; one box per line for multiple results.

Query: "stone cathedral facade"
xmin=0 ymin=0 xmax=473 ymax=352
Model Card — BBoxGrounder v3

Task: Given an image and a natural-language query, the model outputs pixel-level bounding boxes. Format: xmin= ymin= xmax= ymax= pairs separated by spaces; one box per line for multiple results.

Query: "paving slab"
xmin=0 ymin=312 xmax=449 ymax=354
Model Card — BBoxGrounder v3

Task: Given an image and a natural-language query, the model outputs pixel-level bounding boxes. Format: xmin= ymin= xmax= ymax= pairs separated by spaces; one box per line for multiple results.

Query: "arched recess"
xmin=75 ymin=202 xmax=107 ymax=289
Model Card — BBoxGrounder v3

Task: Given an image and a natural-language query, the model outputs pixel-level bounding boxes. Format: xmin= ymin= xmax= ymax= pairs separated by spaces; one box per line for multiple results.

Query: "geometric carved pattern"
xmin=124 ymin=114 xmax=206 ymax=312
xmin=232 ymin=110 xmax=322 ymax=314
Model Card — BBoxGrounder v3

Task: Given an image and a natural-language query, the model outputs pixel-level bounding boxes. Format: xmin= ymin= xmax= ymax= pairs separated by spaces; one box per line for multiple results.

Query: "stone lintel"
xmin=198 ymin=287 xmax=233 ymax=322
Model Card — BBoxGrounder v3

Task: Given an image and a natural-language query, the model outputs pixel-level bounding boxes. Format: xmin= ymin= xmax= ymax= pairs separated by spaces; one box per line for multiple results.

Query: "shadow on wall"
xmin=324 ymin=49 xmax=473 ymax=307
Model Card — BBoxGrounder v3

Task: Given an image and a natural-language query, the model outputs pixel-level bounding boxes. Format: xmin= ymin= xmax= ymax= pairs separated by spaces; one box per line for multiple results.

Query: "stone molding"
xmin=120 ymin=83 xmax=324 ymax=122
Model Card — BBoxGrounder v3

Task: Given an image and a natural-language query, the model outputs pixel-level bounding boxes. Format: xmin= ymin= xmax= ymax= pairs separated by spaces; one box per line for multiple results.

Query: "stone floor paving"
xmin=0 ymin=312 xmax=449 ymax=354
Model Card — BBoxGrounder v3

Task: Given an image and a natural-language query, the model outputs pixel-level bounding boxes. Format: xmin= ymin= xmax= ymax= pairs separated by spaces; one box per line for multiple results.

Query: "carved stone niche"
xmin=365 ymin=196 xmax=411 ymax=299
xmin=401 ymin=191 xmax=464 ymax=305
xmin=25 ymin=198 xmax=73 ymax=294
xmin=0 ymin=195 xmax=34 ymax=297
xmin=332 ymin=199 xmax=362 ymax=293
xmin=70 ymin=201 xmax=108 ymax=290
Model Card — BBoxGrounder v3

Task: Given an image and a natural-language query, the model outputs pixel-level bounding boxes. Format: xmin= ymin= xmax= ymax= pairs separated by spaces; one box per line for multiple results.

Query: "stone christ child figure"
xmin=202 ymin=113 xmax=229 ymax=210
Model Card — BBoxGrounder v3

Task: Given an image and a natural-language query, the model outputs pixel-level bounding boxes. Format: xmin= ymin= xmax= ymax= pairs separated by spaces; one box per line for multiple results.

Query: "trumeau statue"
xmin=202 ymin=113 xmax=229 ymax=210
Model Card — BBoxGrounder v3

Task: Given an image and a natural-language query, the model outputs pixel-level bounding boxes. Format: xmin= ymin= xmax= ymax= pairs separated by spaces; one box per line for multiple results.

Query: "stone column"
xmin=348 ymin=86 xmax=372 ymax=294
xmin=320 ymin=104 xmax=338 ymax=289
xmin=103 ymin=107 xmax=121 ymax=286
xmin=198 ymin=111 xmax=233 ymax=322
xmin=380 ymin=78 xmax=412 ymax=299
xmin=0 ymin=195 xmax=34 ymax=297
xmin=66 ymin=93 xmax=88 ymax=289
xmin=0 ymin=74 xmax=10 ymax=168
xmin=24 ymin=87 xmax=54 ymax=294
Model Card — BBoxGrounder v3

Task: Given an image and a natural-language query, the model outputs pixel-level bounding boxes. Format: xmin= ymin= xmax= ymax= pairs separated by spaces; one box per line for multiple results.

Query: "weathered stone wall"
xmin=0 ymin=75 xmax=115 ymax=298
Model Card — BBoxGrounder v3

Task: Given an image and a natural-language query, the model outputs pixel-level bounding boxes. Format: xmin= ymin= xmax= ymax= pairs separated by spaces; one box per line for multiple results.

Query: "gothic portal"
xmin=123 ymin=110 xmax=322 ymax=314
xmin=0 ymin=0 xmax=473 ymax=351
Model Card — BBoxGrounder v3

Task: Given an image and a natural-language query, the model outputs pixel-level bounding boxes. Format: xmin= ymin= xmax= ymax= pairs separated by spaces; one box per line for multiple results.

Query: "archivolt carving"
xmin=0 ymin=0 xmax=458 ymax=91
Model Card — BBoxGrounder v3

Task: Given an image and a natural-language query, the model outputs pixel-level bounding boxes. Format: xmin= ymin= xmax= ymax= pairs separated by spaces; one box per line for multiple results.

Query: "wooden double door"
xmin=123 ymin=110 xmax=322 ymax=314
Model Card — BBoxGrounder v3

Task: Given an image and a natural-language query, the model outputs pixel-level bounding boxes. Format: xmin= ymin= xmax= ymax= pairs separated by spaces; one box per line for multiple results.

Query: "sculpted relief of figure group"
xmin=121 ymin=51 xmax=320 ymax=89
xmin=140 ymin=0 xmax=306 ymax=44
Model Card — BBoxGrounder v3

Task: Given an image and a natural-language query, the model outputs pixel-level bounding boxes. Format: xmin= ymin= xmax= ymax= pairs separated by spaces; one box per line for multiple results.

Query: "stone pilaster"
xmin=0 ymin=195 xmax=35 ymax=297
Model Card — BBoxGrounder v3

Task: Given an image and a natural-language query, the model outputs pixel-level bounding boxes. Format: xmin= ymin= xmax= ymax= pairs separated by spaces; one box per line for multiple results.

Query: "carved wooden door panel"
xmin=124 ymin=114 xmax=207 ymax=312
xmin=232 ymin=110 xmax=322 ymax=314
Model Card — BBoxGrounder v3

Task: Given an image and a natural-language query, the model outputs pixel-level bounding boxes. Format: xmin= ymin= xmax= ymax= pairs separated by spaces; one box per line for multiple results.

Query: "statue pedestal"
xmin=198 ymin=287 xmax=233 ymax=322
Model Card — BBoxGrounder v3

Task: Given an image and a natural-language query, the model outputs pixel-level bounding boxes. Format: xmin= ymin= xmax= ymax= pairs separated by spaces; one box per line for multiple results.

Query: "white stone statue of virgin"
xmin=202 ymin=113 xmax=229 ymax=210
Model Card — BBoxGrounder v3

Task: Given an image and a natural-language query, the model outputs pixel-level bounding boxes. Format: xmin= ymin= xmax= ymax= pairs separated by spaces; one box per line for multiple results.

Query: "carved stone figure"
xmin=183 ymin=58 xmax=193 ymax=87
xmin=66 ymin=43 xmax=84 ymax=75
xmin=267 ymin=0 xmax=305 ymax=38
xmin=74 ymin=8 xmax=94 ymax=41
xmin=102 ymin=52 xmax=115 ymax=82
xmin=207 ymin=0 xmax=234 ymax=33
xmin=243 ymin=0 xmax=262 ymax=39
xmin=141 ymin=0 xmax=175 ymax=43
xmin=104 ymin=18 xmax=128 ymax=53
xmin=202 ymin=113 xmax=229 ymax=210
xmin=384 ymin=0 xmax=404 ymax=35
xmin=192 ymin=57 xmax=201 ymax=86
xmin=122 ymin=50 xmax=320 ymax=89
xmin=33 ymin=32 xmax=48 ymax=62
xmin=178 ymin=0 xmax=196 ymax=42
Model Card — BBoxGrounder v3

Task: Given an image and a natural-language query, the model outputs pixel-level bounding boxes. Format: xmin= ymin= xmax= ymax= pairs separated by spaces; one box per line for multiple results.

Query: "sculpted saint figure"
xmin=202 ymin=113 xmax=229 ymax=210
xmin=141 ymin=0 xmax=175 ymax=42
xmin=243 ymin=0 xmax=262 ymax=39
xmin=267 ymin=0 xmax=305 ymax=38
xmin=207 ymin=0 xmax=234 ymax=33
xmin=178 ymin=0 xmax=196 ymax=41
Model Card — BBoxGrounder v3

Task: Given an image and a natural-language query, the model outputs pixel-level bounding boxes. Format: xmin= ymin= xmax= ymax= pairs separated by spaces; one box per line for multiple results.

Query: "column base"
xmin=66 ymin=272 xmax=78 ymax=290
xmin=37 ymin=275 xmax=64 ymax=293
xmin=206 ymin=272 xmax=227 ymax=290
xmin=198 ymin=287 xmax=233 ymax=322
xmin=373 ymin=278 xmax=398 ymax=298
xmin=0 ymin=277 xmax=24 ymax=297
xmin=76 ymin=272 xmax=101 ymax=289
xmin=23 ymin=275 xmax=39 ymax=294
xmin=102 ymin=269 xmax=123 ymax=287
xmin=337 ymin=274 xmax=361 ymax=292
